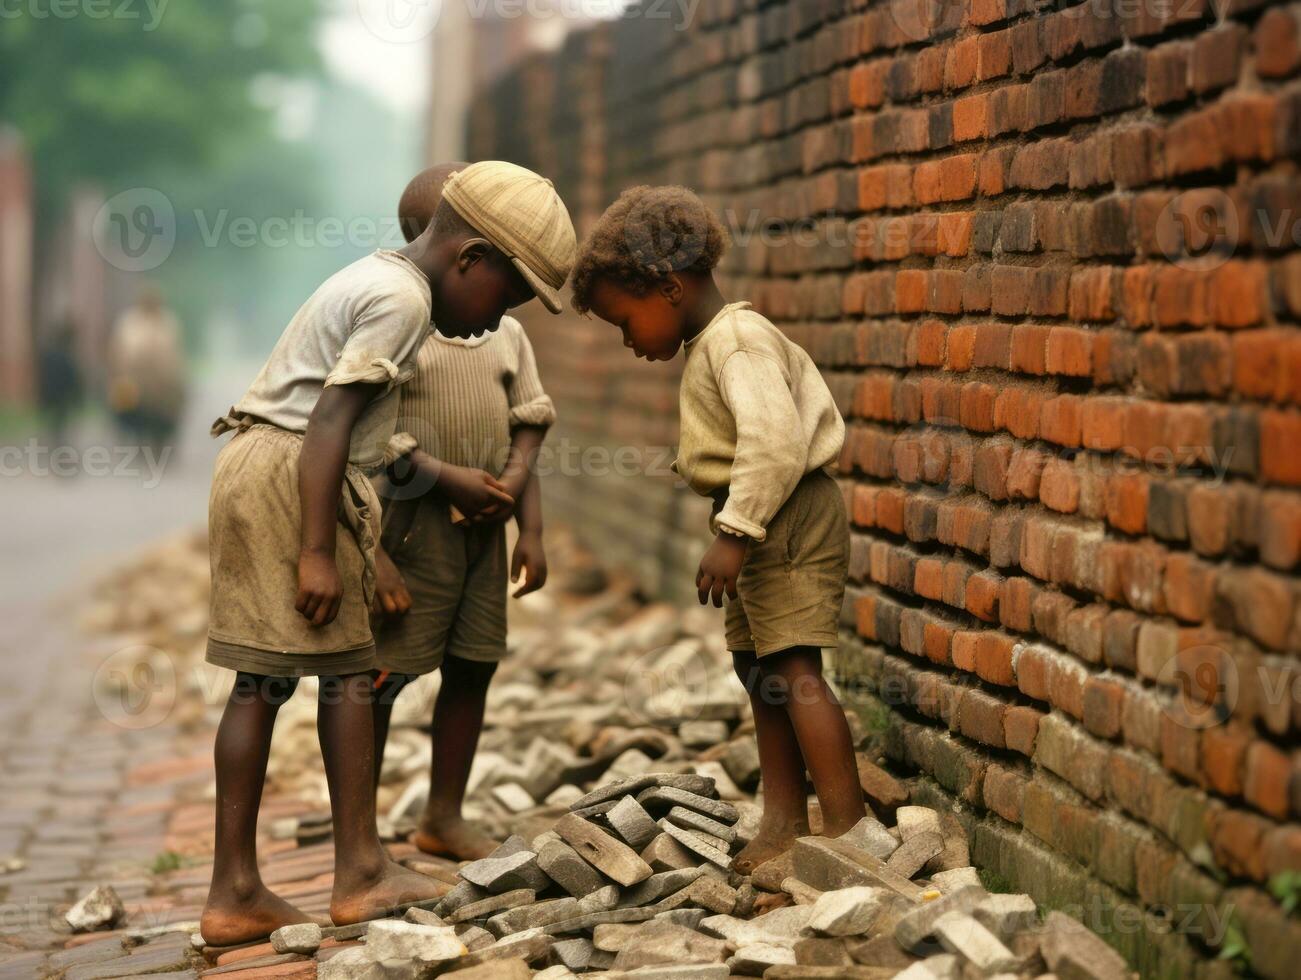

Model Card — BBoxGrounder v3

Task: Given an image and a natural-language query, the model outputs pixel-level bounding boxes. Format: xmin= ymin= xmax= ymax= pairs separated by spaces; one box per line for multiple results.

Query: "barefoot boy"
xmin=201 ymin=162 xmax=575 ymax=944
xmin=367 ymin=164 xmax=554 ymax=860
xmin=570 ymin=185 xmax=866 ymax=874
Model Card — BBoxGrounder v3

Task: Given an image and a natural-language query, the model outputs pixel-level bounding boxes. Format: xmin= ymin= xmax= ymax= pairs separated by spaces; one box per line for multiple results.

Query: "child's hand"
xmin=511 ymin=530 xmax=548 ymax=597
xmin=372 ymin=546 xmax=411 ymax=618
xmin=441 ymin=465 xmax=515 ymax=521
xmin=696 ymin=533 xmax=747 ymax=607
xmin=296 ymin=549 xmax=343 ymax=626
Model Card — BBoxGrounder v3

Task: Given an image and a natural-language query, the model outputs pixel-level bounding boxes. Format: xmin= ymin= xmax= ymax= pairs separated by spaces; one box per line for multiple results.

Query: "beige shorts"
xmin=206 ymin=425 xmax=380 ymax=677
xmin=719 ymin=469 xmax=849 ymax=657
xmin=372 ymin=495 xmax=508 ymax=676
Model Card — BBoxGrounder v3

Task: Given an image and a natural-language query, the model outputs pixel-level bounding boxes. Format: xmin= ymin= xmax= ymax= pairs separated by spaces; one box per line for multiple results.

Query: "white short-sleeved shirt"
xmin=231 ymin=250 xmax=432 ymax=470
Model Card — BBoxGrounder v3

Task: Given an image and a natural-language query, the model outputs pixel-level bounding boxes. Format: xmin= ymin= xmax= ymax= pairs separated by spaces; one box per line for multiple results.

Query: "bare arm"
xmin=295 ymin=381 xmax=380 ymax=626
xmin=498 ymin=425 xmax=546 ymax=507
xmin=514 ymin=466 xmax=543 ymax=535
xmin=383 ymin=447 xmax=514 ymax=519
xmin=505 ymin=425 xmax=548 ymax=596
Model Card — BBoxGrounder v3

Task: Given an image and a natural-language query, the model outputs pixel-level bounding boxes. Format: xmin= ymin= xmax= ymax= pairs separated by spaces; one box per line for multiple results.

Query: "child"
xmin=367 ymin=164 xmax=554 ymax=861
xmin=570 ymin=185 xmax=866 ymax=874
xmin=201 ymin=161 xmax=575 ymax=945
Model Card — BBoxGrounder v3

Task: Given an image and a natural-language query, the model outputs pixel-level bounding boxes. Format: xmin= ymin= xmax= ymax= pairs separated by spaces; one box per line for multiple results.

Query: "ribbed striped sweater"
xmin=385 ymin=315 xmax=555 ymax=474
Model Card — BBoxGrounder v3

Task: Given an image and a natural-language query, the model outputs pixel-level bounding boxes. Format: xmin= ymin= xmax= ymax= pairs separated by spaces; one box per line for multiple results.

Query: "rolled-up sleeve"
xmin=713 ymin=349 xmax=809 ymax=541
xmin=325 ymin=290 xmax=428 ymax=392
xmin=507 ymin=327 xmax=557 ymax=429
xmin=382 ymin=431 xmax=418 ymax=467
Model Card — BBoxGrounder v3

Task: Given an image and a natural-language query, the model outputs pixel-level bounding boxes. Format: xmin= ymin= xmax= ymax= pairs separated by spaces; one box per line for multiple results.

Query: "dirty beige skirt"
xmin=206 ymin=424 xmax=380 ymax=677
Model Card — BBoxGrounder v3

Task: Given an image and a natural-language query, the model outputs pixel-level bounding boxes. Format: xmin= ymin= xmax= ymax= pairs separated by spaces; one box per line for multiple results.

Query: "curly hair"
xmin=571 ymin=185 xmax=728 ymax=314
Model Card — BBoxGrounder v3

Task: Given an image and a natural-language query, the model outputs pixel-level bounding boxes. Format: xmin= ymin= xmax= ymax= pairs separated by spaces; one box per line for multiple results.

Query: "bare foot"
xmin=413 ymin=815 xmax=499 ymax=861
xmin=201 ymin=883 xmax=316 ymax=946
xmin=331 ymin=859 xmax=446 ymax=925
xmin=732 ymin=818 xmax=807 ymax=876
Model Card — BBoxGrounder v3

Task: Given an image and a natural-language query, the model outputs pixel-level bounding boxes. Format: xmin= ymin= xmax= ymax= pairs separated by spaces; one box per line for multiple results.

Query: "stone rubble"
xmin=64 ymin=529 xmax=1129 ymax=980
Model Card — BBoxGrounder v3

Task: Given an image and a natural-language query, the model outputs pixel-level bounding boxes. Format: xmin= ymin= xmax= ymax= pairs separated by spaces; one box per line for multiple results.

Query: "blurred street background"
xmin=0 ymin=0 xmax=598 ymax=614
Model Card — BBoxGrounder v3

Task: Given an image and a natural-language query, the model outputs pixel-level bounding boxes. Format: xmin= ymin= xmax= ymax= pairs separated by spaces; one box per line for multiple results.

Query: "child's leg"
xmin=370 ymin=670 xmax=414 ymax=792
xmin=202 ymin=673 xmax=314 ymax=946
xmin=318 ymin=673 xmax=443 ymax=924
xmin=414 ymin=654 xmax=499 ymax=860
xmin=761 ymin=646 xmax=865 ymax=837
xmin=730 ymin=650 xmax=812 ymax=875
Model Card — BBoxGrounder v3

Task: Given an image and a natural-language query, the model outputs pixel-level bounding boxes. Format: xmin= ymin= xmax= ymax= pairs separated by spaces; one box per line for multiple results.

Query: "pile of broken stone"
xmin=73 ymin=532 xmax=1130 ymax=978
xmin=247 ymin=769 xmax=1128 ymax=980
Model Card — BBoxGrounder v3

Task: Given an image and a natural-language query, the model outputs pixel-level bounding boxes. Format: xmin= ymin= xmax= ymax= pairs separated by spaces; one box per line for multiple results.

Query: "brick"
xmin=1104 ymin=469 xmax=1148 ymax=535
xmin=1003 ymin=705 xmax=1041 ymax=756
xmin=1191 ymin=25 xmax=1245 ymax=94
xmin=983 ymin=764 xmax=1024 ymax=824
xmin=1244 ymin=741 xmax=1292 ymax=820
xmin=952 ymin=95 xmax=988 ymax=142
xmin=1261 ymin=410 xmax=1301 ymax=486
xmin=1256 ymin=6 xmax=1301 ymax=78
xmin=1201 ymin=724 xmax=1249 ymax=797
xmin=1082 ymin=676 xmax=1126 ymax=740
xmin=958 ymin=689 xmax=1007 ymax=748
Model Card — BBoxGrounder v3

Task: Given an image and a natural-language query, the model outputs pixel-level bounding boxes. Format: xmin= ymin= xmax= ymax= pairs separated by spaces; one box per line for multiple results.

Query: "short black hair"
xmin=398 ymin=162 xmax=468 ymax=242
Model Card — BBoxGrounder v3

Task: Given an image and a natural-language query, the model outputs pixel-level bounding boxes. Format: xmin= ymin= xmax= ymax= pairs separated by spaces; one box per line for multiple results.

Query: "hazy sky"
xmin=319 ymin=0 xmax=436 ymax=117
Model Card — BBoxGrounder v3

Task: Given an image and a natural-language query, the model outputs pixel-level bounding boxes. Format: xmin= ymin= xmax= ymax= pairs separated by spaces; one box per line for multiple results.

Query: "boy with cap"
xmin=201 ymin=161 xmax=575 ymax=945
xmin=366 ymin=164 xmax=554 ymax=861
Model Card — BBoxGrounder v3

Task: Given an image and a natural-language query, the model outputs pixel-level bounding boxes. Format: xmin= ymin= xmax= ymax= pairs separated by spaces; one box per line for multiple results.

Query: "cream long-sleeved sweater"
xmin=674 ymin=302 xmax=844 ymax=541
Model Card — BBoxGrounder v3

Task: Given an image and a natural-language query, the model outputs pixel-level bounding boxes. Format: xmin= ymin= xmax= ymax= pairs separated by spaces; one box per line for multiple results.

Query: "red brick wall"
xmin=468 ymin=2 xmax=1301 ymax=974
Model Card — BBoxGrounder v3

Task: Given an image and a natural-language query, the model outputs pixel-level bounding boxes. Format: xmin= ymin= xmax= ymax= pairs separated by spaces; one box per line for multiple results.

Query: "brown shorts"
xmin=372 ymin=495 xmax=508 ymax=676
xmin=719 ymin=469 xmax=849 ymax=657
xmin=206 ymin=425 xmax=380 ymax=677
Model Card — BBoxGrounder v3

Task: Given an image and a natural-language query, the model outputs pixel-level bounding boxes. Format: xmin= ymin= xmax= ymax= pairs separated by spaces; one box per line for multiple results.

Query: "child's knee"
xmin=761 ymin=647 xmax=827 ymax=705
xmin=442 ymin=655 xmax=498 ymax=692
xmin=232 ymin=672 xmax=299 ymax=707
xmin=731 ymin=650 xmax=763 ymax=695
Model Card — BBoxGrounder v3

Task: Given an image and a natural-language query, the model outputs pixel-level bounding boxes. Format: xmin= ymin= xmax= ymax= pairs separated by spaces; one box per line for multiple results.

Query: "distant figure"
xmin=108 ymin=285 xmax=185 ymax=451
xmin=37 ymin=315 xmax=82 ymax=450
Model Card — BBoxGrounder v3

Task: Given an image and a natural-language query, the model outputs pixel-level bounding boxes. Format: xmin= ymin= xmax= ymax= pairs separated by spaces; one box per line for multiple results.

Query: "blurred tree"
xmin=0 ymin=0 xmax=325 ymax=210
